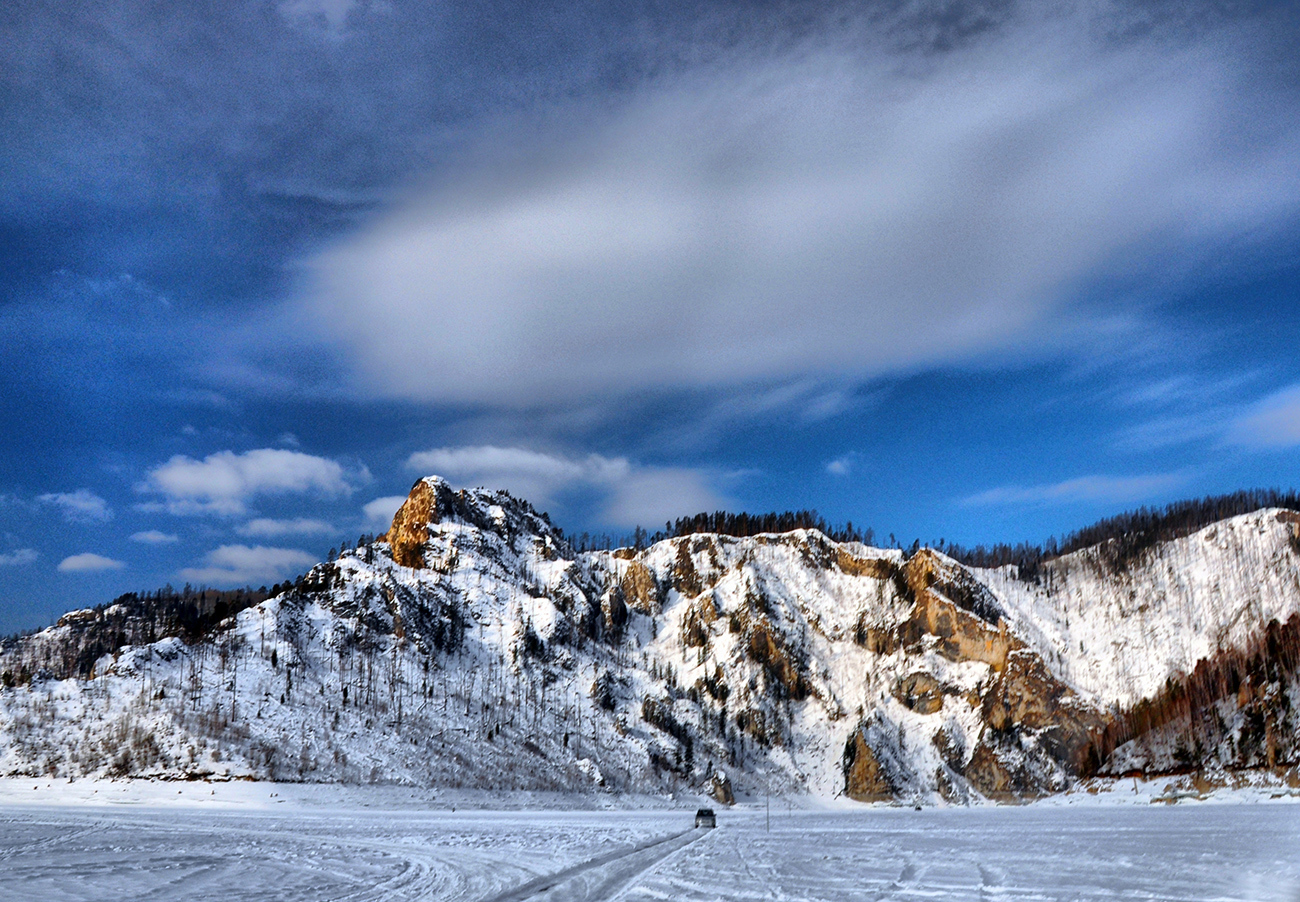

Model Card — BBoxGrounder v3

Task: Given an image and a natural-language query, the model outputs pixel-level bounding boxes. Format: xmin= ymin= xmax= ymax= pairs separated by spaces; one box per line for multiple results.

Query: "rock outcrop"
xmin=2 ymin=482 xmax=1297 ymax=803
xmin=387 ymin=478 xmax=442 ymax=569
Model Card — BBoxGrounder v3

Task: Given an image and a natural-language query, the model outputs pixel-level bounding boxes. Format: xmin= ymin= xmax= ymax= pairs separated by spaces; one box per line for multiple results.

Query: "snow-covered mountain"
xmin=2 ymin=476 xmax=1297 ymax=803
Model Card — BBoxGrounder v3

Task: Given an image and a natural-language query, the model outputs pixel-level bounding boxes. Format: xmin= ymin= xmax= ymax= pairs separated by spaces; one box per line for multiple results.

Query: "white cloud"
xmin=280 ymin=0 xmax=356 ymax=34
xmin=58 ymin=553 xmax=126 ymax=573
xmin=297 ymin=19 xmax=1300 ymax=406
xmin=963 ymin=473 xmax=1185 ymax=507
xmin=0 ymin=548 xmax=38 ymax=567
xmin=826 ymin=455 xmax=854 ymax=476
xmin=237 ymin=517 xmax=335 ymax=538
xmin=38 ymin=489 xmax=112 ymax=523
xmin=130 ymin=530 xmax=179 ymax=544
xmin=1114 ymin=412 xmax=1223 ymax=452
xmin=363 ymin=496 xmax=409 ymax=525
xmin=1227 ymin=385 xmax=1300 ymax=448
xmin=406 ymin=445 xmax=723 ymax=527
xmin=601 ymin=467 xmax=724 ymax=529
xmin=179 ymin=545 xmax=318 ymax=586
xmin=140 ymin=448 xmax=366 ymax=515
xmin=408 ymin=446 xmax=594 ymax=503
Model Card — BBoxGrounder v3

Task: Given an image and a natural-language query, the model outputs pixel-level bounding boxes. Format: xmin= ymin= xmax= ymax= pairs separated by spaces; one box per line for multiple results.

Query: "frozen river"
xmin=0 ymin=784 xmax=1297 ymax=901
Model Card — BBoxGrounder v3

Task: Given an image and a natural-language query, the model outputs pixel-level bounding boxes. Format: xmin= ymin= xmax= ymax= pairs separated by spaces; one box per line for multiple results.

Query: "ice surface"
xmin=0 ymin=782 xmax=1296 ymax=901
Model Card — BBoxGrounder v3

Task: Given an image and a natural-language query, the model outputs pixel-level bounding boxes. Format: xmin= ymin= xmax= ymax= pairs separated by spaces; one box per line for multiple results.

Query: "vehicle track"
xmin=0 ymin=819 xmax=110 ymax=858
xmin=104 ymin=812 xmax=475 ymax=902
xmin=0 ymin=808 xmax=703 ymax=902
xmin=480 ymin=827 xmax=707 ymax=902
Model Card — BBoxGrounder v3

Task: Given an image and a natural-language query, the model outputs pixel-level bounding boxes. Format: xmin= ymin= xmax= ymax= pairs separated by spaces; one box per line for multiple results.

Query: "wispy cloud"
xmin=963 ymin=473 xmax=1186 ymax=507
xmin=179 ymin=545 xmax=317 ymax=586
xmin=407 ymin=445 xmax=723 ymax=527
xmin=0 ymin=548 xmax=38 ymax=567
xmin=58 ymin=552 xmax=126 ymax=573
xmin=298 ymin=13 xmax=1300 ymax=406
xmin=280 ymin=0 xmax=360 ymax=39
xmin=363 ymin=496 xmax=409 ymax=525
xmin=826 ymin=454 xmax=856 ymax=477
xmin=1227 ymin=385 xmax=1300 ymax=449
xmin=38 ymin=489 xmax=112 ymax=523
xmin=140 ymin=448 xmax=367 ymax=516
xmin=130 ymin=530 xmax=179 ymax=545
xmin=236 ymin=517 xmax=335 ymax=538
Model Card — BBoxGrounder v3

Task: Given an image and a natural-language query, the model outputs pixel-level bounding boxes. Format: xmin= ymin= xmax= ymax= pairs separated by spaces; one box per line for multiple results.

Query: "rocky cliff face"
xmin=1 ymin=477 xmax=1297 ymax=802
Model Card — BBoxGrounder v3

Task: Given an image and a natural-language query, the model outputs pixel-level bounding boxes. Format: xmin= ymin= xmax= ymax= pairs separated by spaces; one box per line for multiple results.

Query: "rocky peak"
xmin=385 ymin=475 xmax=566 ymax=569
xmin=3 ymin=487 xmax=1298 ymax=801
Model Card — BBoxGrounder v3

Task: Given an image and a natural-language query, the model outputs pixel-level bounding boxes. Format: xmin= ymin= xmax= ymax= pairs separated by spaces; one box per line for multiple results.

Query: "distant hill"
xmin=1 ymin=477 xmax=1297 ymax=802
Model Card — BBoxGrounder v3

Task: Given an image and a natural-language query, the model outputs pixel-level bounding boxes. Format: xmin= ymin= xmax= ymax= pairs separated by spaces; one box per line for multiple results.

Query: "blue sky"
xmin=2 ymin=0 xmax=1299 ymax=632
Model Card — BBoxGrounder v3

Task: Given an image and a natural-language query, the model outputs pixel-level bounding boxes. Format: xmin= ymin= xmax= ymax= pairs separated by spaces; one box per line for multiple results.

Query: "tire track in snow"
xmin=480 ymin=827 xmax=706 ymax=902
xmin=605 ymin=826 xmax=714 ymax=902
xmin=6 ymin=808 xmax=677 ymax=902
xmin=38 ymin=811 xmax=469 ymax=902
xmin=0 ymin=819 xmax=109 ymax=858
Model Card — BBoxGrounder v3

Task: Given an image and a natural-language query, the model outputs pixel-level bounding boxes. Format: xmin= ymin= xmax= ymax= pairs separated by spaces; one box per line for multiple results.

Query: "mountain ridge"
xmin=1 ymin=476 xmax=1297 ymax=803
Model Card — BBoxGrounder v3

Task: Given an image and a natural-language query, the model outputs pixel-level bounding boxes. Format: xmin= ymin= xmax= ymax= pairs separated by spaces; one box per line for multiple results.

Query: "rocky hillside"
xmin=1 ymin=476 xmax=1298 ymax=803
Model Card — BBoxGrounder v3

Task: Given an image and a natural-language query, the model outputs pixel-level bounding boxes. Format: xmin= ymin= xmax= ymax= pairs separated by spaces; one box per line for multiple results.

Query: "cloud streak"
xmin=298 ymin=12 xmax=1300 ymax=406
xmin=140 ymin=448 xmax=366 ymax=516
xmin=963 ymin=473 xmax=1186 ymax=507
xmin=179 ymin=545 xmax=318 ymax=586
xmin=407 ymin=445 xmax=723 ymax=528
xmin=0 ymin=549 xmax=38 ymax=567
xmin=38 ymin=489 xmax=112 ymax=523
xmin=363 ymin=496 xmax=409 ymax=525
xmin=1227 ymin=385 xmax=1300 ymax=449
xmin=58 ymin=553 xmax=125 ymax=573
xmin=130 ymin=530 xmax=179 ymax=545
xmin=237 ymin=517 xmax=335 ymax=538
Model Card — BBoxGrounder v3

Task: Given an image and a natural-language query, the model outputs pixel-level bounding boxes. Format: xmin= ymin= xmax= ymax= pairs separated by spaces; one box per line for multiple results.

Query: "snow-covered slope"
xmin=1 ymin=478 xmax=1297 ymax=802
xmin=984 ymin=509 xmax=1300 ymax=706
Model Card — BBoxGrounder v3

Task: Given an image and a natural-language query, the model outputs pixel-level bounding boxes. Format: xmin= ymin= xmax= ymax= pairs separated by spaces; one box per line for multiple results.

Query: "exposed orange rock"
xmin=893 ymin=672 xmax=948 ymax=715
xmin=983 ymin=650 xmax=1062 ymax=732
xmin=855 ymin=620 xmax=900 ymax=655
xmin=835 ymin=548 xmax=896 ymax=580
xmin=671 ymin=540 xmax=704 ymax=597
xmin=963 ymin=744 xmax=1032 ymax=801
xmin=981 ymin=649 xmax=1107 ymax=774
xmin=744 ymin=615 xmax=812 ymax=701
xmin=681 ymin=596 xmax=719 ymax=648
xmin=903 ymin=589 xmax=1015 ymax=669
xmin=843 ymin=731 xmax=896 ymax=801
xmin=620 ymin=561 xmax=662 ymax=614
xmin=891 ymin=550 xmax=1017 ymax=669
xmin=388 ymin=479 xmax=439 ymax=570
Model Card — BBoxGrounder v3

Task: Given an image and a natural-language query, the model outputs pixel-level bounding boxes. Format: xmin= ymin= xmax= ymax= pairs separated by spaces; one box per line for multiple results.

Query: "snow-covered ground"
xmin=0 ymin=781 xmax=1297 ymax=901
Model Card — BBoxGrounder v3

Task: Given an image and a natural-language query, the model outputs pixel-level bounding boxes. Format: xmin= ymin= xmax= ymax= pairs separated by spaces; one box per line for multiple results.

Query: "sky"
xmin=1 ymin=0 xmax=1299 ymax=633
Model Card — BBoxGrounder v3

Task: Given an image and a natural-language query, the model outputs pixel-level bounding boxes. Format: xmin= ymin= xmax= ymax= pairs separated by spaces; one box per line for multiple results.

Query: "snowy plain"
xmin=0 ymin=780 xmax=1297 ymax=901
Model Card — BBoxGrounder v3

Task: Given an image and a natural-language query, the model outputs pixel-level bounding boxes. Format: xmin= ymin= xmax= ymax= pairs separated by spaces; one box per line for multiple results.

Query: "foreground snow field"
xmin=0 ymin=783 xmax=1297 ymax=901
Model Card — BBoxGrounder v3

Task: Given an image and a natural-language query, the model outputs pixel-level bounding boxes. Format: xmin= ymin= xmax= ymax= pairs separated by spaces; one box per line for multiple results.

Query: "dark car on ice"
xmin=694 ymin=808 xmax=716 ymax=828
